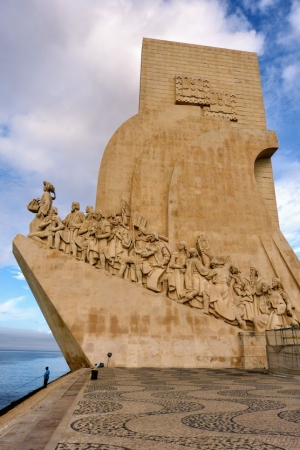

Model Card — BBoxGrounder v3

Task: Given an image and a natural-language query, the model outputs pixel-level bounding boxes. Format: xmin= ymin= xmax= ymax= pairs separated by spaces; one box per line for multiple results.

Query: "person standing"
xmin=43 ymin=366 xmax=50 ymax=388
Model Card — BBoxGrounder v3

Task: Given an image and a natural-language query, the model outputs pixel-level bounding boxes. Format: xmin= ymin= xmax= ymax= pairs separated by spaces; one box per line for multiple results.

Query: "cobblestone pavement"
xmin=43 ymin=368 xmax=300 ymax=450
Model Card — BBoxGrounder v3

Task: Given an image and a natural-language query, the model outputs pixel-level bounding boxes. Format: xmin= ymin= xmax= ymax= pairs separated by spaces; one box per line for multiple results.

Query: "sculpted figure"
xmin=118 ymin=227 xmax=150 ymax=282
xmin=54 ymin=202 xmax=85 ymax=254
xmin=167 ymin=241 xmax=188 ymax=300
xmin=141 ymin=231 xmax=171 ymax=292
xmin=266 ymin=285 xmax=287 ymax=330
xmin=177 ymin=248 xmax=210 ymax=306
xmin=38 ymin=181 xmax=56 ymax=217
xmin=196 ymin=233 xmax=212 ymax=267
xmin=229 ymin=265 xmax=254 ymax=321
xmin=272 ymin=278 xmax=299 ymax=327
xmin=88 ymin=211 xmax=111 ymax=267
xmin=28 ymin=206 xmax=64 ymax=248
xmin=106 ymin=210 xmax=117 ymax=227
xmin=203 ymin=256 xmax=247 ymax=330
xmin=28 ymin=181 xmax=56 ymax=233
xmin=252 ymin=281 xmax=271 ymax=332
xmin=104 ymin=215 xmax=130 ymax=273
xmin=72 ymin=206 xmax=96 ymax=261
xmin=27 ymin=181 xmax=56 ymax=218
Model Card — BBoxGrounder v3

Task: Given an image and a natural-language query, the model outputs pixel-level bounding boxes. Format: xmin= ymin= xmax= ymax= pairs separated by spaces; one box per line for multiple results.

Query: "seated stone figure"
xmin=54 ymin=202 xmax=85 ymax=254
xmin=28 ymin=206 xmax=64 ymax=248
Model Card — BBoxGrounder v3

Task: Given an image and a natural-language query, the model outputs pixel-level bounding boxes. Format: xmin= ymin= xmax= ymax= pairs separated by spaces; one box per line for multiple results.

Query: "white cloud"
xmin=10 ymin=270 xmax=25 ymax=281
xmin=288 ymin=0 xmax=300 ymax=39
xmin=274 ymin=157 xmax=300 ymax=257
xmin=0 ymin=0 xmax=265 ymax=267
xmin=282 ymin=63 xmax=300 ymax=90
xmin=0 ymin=327 xmax=59 ymax=350
xmin=241 ymin=0 xmax=279 ymax=13
xmin=0 ymin=296 xmax=37 ymax=321
xmin=259 ymin=0 xmax=278 ymax=9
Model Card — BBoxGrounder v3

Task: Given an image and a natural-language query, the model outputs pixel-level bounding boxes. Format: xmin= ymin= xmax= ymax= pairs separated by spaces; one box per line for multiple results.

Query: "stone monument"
xmin=13 ymin=38 xmax=300 ymax=370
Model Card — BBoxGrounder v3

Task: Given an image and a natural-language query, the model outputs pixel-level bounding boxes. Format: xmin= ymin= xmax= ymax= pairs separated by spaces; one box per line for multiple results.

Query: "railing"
xmin=265 ymin=327 xmax=300 ymax=375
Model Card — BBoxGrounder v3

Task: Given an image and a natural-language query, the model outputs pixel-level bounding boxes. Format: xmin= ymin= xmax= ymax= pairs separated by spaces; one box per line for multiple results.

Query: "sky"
xmin=0 ymin=0 xmax=300 ymax=350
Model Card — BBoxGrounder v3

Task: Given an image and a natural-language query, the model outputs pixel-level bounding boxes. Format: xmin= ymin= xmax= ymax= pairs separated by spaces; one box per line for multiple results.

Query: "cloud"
xmin=241 ymin=0 xmax=279 ymax=13
xmin=288 ymin=0 xmax=300 ymax=39
xmin=0 ymin=0 xmax=266 ymax=267
xmin=273 ymin=155 xmax=300 ymax=257
xmin=10 ymin=270 xmax=25 ymax=281
xmin=0 ymin=327 xmax=60 ymax=350
xmin=0 ymin=296 xmax=37 ymax=321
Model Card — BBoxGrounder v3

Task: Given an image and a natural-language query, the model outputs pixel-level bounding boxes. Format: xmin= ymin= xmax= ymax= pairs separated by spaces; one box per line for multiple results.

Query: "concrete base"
xmin=239 ymin=331 xmax=268 ymax=370
xmin=11 ymin=234 xmax=256 ymax=370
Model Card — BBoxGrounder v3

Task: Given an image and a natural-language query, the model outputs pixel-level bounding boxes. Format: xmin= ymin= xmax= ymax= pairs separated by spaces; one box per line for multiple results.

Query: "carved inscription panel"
xmin=175 ymin=75 xmax=238 ymax=121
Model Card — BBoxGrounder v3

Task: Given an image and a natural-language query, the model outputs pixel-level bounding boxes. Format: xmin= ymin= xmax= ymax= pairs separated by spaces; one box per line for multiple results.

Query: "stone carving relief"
xmin=175 ymin=75 xmax=238 ymax=121
xmin=27 ymin=182 xmax=299 ymax=333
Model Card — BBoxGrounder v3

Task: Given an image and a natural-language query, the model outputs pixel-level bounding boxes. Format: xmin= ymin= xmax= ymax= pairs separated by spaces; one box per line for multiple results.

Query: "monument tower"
xmin=14 ymin=39 xmax=300 ymax=370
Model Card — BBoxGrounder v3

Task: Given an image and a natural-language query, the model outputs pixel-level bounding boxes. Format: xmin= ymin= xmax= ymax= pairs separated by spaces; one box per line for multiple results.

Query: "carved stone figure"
xmin=121 ymin=227 xmax=150 ymax=283
xmin=229 ymin=265 xmax=254 ymax=321
xmin=25 ymin=186 xmax=299 ymax=335
xmin=141 ymin=232 xmax=171 ymax=292
xmin=28 ymin=206 xmax=64 ymax=248
xmin=252 ymin=281 xmax=271 ymax=332
xmin=54 ymin=202 xmax=85 ymax=254
xmin=107 ymin=215 xmax=131 ymax=274
xmin=266 ymin=286 xmax=287 ymax=330
xmin=203 ymin=256 xmax=247 ymax=330
xmin=28 ymin=181 xmax=56 ymax=233
xmin=272 ymin=278 xmax=299 ymax=327
xmin=27 ymin=181 xmax=56 ymax=218
xmin=72 ymin=206 xmax=96 ymax=261
xmin=38 ymin=181 xmax=56 ymax=218
xmin=196 ymin=233 xmax=212 ymax=268
xmin=88 ymin=211 xmax=111 ymax=267
xmin=167 ymin=241 xmax=188 ymax=300
xmin=177 ymin=248 xmax=210 ymax=307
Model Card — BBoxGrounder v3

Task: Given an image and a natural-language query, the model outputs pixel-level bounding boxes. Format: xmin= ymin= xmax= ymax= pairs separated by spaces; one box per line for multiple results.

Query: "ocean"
xmin=0 ymin=350 xmax=70 ymax=410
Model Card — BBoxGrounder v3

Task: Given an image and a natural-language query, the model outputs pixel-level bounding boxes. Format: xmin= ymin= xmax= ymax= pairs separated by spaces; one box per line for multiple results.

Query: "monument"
xmin=13 ymin=38 xmax=300 ymax=370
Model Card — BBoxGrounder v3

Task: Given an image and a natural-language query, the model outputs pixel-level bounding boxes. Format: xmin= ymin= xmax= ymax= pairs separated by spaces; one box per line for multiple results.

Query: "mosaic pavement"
xmin=43 ymin=368 xmax=300 ymax=450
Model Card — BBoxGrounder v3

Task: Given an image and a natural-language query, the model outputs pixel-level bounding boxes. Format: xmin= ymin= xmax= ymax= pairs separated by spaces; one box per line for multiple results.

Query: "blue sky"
xmin=0 ymin=0 xmax=300 ymax=350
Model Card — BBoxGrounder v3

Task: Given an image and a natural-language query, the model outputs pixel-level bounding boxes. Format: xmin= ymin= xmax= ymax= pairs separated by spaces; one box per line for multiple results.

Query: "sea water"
xmin=0 ymin=350 xmax=70 ymax=410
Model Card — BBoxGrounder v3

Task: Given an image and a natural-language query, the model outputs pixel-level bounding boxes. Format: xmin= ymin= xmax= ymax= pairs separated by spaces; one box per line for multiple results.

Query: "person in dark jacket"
xmin=43 ymin=366 xmax=50 ymax=388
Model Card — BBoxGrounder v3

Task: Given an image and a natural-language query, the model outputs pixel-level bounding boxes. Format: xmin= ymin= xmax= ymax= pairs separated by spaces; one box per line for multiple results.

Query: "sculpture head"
xmin=94 ymin=211 xmax=103 ymax=221
xmin=250 ymin=266 xmax=258 ymax=277
xmin=86 ymin=205 xmax=94 ymax=214
xmin=230 ymin=265 xmax=239 ymax=275
xmin=272 ymin=277 xmax=282 ymax=290
xmin=188 ymin=248 xmax=198 ymax=258
xmin=178 ymin=241 xmax=187 ymax=251
xmin=261 ymin=282 xmax=269 ymax=294
xmin=43 ymin=181 xmax=55 ymax=194
xmin=149 ymin=232 xmax=159 ymax=242
xmin=210 ymin=257 xmax=220 ymax=268
xmin=50 ymin=206 xmax=58 ymax=215
xmin=71 ymin=201 xmax=80 ymax=212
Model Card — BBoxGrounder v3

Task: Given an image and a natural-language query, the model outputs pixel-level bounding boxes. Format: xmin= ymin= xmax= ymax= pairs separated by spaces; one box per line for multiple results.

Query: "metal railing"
xmin=266 ymin=327 xmax=300 ymax=375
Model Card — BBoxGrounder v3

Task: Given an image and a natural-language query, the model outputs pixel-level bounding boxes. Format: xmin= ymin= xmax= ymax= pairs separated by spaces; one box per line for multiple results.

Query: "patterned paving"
xmin=46 ymin=368 xmax=300 ymax=450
